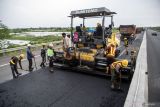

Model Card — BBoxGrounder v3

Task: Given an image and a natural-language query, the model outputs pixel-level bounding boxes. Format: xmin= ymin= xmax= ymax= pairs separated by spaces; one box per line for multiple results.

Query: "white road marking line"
xmin=119 ymin=49 xmax=126 ymax=57
xmin=117 ymin=45 xmax=122 ymax=49
xmin=0 ymin=55 xmax=40 ymax=68
xmin=0 ymin=63 xmax=8 ymax=68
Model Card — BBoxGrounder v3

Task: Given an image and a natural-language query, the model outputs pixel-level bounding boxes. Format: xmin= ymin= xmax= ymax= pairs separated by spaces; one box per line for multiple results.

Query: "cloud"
xmin=0 ymin=0 xmax=160 ymax=28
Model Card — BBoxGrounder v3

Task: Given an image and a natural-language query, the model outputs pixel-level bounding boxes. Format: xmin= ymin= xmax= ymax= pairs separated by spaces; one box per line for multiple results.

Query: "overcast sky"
xmin=0 ymin=0 xmax=160 ymax=28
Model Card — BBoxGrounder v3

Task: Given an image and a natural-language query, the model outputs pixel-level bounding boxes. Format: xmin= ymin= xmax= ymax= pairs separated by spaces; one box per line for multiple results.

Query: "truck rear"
xmin=119 ymin=25 xmax=136 ymax=40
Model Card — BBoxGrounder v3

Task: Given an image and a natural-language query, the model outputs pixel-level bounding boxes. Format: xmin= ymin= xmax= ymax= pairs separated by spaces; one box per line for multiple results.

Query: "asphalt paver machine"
xmin=54 ymin=7 xmax=134 ymax=79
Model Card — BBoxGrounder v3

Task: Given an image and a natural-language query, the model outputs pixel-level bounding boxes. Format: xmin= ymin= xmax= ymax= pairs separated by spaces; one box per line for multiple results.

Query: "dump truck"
xmin=53 ymin=7 xmax=134 ymax=80
xmin=119 ymin=25 xmax=136 ymax=40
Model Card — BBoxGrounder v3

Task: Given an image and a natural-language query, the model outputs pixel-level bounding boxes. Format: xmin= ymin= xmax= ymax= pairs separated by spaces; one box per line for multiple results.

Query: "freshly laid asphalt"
xmin=0 ymin=67 xmax=131 ymax=107
xmin=147 ymin=29 xmax=160 ymax=106
xmin=0 ymin=32 xmax=144 ymax=107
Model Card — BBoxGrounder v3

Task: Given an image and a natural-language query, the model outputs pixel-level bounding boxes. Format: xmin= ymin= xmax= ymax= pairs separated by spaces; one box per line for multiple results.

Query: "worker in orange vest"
xmin=110 ymin=60 xmax=128 ymax=89
xmin=106 ymin=42 xmax=116 ymax=74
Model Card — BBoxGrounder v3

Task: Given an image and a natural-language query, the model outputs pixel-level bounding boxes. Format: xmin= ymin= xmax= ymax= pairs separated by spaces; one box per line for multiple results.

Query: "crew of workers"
xmin=105 ymin=40 xmax=129 ymax=89
xmin=9 ymin=42 xmax=56 ymax=78
xmin=9 ymin=23 xmax=134 ymax=90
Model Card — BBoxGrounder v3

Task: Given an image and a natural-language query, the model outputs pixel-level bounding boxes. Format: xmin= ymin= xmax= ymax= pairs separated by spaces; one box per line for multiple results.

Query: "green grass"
xmin=112 ymin=28 xmax=119 ymax=33
xmin=151 ymin=27 xmax=160 ymax=32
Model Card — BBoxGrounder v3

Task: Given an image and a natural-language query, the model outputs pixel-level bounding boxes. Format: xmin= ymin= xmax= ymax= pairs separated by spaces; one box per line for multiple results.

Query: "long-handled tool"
xmin=33 ymin=57 xmax=37 ymax=70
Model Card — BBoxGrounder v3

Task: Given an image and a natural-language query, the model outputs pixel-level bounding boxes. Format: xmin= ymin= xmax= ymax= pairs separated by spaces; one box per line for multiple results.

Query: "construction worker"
xmin=62 ymin=33 xmax=67 ymax=51
xmin=40 ymin=43 xmax=46 ymax=68
xmin=130 ymin=50 xmax=136 ymax=70
xmin=18 ymin=54 xmax=25 ymax=70
xmin=124 ymin=38 xmax=129 ymax=55
xmin=9 ymin=56 xmax=22 ymax=78
xmin=96 ymin=23 xmax=102 ymax=36
xmin=65 ymin=34 xmax=72 ymax=59
xmin=26 ymin=44 xmax=34 ymax=72
xmin=110 ymin=59 xmax=128 ymax=89
xmin=47 ymin=44 xmax=54 ymax=73
xmin=130 ymin=34 xmax=134 ymax=44
xmin=106 ymin=42 xmax=116 ymax=73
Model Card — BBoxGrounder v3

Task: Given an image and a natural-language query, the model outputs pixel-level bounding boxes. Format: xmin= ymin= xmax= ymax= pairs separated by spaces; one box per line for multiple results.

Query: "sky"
xmin=0 ymin=0 xmax=160 ymax=28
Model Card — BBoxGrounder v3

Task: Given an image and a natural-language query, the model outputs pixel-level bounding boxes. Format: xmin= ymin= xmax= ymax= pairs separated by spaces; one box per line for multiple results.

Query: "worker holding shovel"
xmin=26 ymin=44 xmax=35 ymax=72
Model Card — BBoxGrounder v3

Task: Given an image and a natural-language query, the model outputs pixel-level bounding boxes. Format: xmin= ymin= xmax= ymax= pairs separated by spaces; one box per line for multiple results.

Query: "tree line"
xmin=0 ymin=21 xmax=10 ymax=39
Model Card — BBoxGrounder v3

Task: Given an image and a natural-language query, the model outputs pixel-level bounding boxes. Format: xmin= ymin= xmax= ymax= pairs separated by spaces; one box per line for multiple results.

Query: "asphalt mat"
xmin=0 ymin=68 xmax=130 ymax=107
xmin=0 ymin=32 xmax=144 ymax=107
xmin=147 ymin=29 xmax=160 ymax=106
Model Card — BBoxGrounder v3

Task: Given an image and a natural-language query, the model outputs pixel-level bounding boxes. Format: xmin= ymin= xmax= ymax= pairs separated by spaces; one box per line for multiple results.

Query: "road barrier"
xmin=0 ymin=41 xmax=62 ymax=56
xmin=124 ymin=31 xmax=148 ymax=107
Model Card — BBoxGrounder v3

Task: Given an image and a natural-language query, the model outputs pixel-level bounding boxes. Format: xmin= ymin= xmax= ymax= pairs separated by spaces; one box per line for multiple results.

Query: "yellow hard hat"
xmin=124 ymin=38 xmax=127 ymax=40
xmin=42 ymin=43 xmax=46 ymax=46
xmin=121 ymin=60 xmax=128 ymax=67
xmin=20 ymin=54 xmax=25 ymax=59
xmin=27 ymin=44 xmax=31 ymax=47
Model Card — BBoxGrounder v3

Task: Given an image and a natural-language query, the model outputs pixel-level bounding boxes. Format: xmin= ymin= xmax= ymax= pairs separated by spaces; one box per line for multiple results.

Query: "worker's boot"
xmin=49 ymin=68 xmax=54 ymax=73
xmin=117 ymin=83 xmax=121 ymax=90
xmin=17 ymin=73 xmax=22 ymax=76
xmin=106 ymin=67 xmax=109 ymax=74
xmin=111 ymin=83 xmax=115 ymax=89
xmin=126 ymin=51 xmax=128 ymax=55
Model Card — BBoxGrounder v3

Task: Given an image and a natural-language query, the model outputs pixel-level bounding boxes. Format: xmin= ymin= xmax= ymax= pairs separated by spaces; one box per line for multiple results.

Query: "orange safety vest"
xmin=111 ymin=61 xmax=123 ymax=69
xmin=107 ymin=46 xmax=116 ymax=57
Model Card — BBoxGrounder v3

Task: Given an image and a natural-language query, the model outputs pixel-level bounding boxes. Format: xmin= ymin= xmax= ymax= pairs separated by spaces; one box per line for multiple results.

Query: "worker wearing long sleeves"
xmin=110 ymin=60 xmax=128 ymax=89
xmin=62 ymin=33 xmax=67 ymax=51
xmin=18 ymin=54 xmax=24 ymax=70
xmin=47 ymin=44 xmax=54 ymax=73
xmin=106 ymin=43 xmax=116 ymax=74
xmin=40 ymin=44 xmax=46 ymax=67
xmin=26 ymin=44 xmax=34 ymax=72
xmin=9 ymin=56 xmax=22 ymax=78
xmin=65 ymin=34 xmax=72 ymax=59
xmin=124 ymin=38 xmax=129 ymax=55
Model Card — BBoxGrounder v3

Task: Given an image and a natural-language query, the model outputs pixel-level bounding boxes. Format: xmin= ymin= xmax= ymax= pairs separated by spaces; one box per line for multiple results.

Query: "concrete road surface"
xmin=147 ymin=29 xmax=160 ymax=106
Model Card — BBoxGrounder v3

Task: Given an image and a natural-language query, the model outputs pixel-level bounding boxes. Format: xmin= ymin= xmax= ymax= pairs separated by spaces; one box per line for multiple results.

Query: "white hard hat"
xmin=49 ymin=44 xmax=53 ymax=47
xmin=27 ymin=44 xmax=31 ymax=47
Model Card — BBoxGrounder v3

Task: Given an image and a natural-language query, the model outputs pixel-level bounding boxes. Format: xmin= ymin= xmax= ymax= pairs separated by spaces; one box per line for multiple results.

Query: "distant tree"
xmin=0 ymin=21 xmax=10 ymax=39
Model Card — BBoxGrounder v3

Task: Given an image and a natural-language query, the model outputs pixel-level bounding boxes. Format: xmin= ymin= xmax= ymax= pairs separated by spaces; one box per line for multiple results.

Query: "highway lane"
xmin=0 ymin=33 xmax=144 ymax=107
xmin=0 ymin=53 xmax=42 ymax=84
xmin=147 ymin=29 xmax=160 ymax=106
xmin=0 ymin=49 xmax=130 ymax=107
xmin=117 ymin=32 xmax=143 ymax=60
xmin=0 ymin=65 xmax=130 ymax=107
xmin=0 ymin=49 xmax=41 ymax=67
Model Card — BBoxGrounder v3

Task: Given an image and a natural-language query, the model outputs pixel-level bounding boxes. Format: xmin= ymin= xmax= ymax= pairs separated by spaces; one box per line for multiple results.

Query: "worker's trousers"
xmin=28 ymin=59 xmax=33 ymax=71
xmin=48 ymin=56 xmax=54 ymax=68
xmin=40 ymin=56 xmax=46 ymax=67
xmin=10 ymin=65 xmax=19 ymax=78
xmin=111 ymin=69 xmax=121 ymax=84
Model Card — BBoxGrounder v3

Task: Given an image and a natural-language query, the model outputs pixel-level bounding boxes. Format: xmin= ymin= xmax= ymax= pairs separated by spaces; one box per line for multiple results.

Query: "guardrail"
xmin=124 ymin=31 xmax=148 ymax=107
xmin=0 ymin=41 xmax=62 ymax=56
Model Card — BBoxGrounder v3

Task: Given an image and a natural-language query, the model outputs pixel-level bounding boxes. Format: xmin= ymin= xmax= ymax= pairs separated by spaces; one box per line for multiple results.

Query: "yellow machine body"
xmin=75 ymin=51 xmax=96 ymax=62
